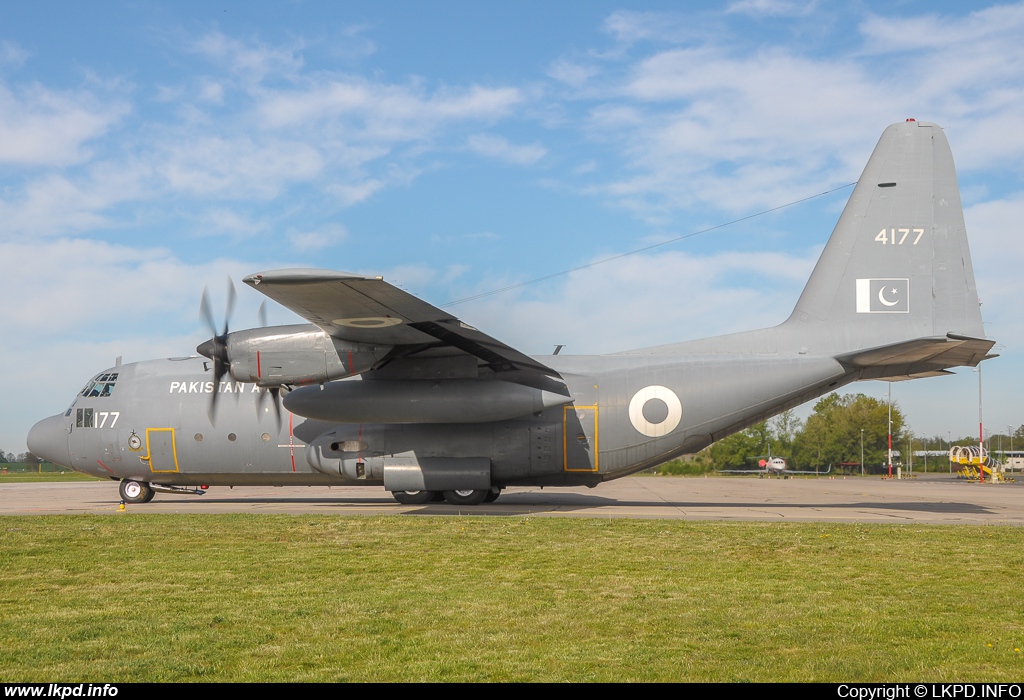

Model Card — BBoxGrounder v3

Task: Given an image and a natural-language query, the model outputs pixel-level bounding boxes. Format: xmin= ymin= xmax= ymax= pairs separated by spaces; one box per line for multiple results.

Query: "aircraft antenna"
xmin=442 ymin=182 xmax=856 ymax=307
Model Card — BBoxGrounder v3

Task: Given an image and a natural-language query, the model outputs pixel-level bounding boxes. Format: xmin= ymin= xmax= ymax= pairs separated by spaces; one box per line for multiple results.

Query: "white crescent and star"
xmin=877 ymin=286 xmax=900 ymax=307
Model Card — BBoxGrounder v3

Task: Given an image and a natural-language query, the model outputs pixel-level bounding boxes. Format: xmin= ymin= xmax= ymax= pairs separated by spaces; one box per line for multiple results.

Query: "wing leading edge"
xmin=242 ymin=269 xmax=565 ymax=392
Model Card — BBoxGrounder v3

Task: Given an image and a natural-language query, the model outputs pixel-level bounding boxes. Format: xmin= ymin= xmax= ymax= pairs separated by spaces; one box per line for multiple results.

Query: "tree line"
xmin=1 ymin=451 xmax=42 ymax=464
xmin=660 ymin=392 xmax=1024 ymax=475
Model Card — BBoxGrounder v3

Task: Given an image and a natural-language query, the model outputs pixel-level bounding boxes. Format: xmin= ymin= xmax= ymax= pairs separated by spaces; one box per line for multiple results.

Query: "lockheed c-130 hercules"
xmin=28 ymin=120 xmax=994 ymax=505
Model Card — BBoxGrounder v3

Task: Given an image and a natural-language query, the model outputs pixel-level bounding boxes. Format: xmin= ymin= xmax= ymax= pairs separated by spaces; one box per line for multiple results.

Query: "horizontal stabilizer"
xmin=869 ymin=370 xmax=954 ymax=382
xmin=836 ymin=334 xmax=994 ymax=380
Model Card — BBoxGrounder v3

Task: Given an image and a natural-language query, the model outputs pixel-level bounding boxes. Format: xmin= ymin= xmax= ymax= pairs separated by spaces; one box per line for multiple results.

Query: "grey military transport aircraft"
xmin=28 ymin=120 xmax=994 ymax=505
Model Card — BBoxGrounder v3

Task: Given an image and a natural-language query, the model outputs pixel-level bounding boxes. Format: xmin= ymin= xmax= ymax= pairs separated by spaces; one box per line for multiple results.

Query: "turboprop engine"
xmin=283 ymin=377 xmax=574 ymax=423
xmin=217 ymin=323 xmax=391 ymax=387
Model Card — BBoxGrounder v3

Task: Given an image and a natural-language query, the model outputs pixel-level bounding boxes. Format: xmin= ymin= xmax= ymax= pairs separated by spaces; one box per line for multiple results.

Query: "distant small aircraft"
xmin=717 ymin=456 xmax=833 ymax=477
xmin=28 ymin=120 xmax=994 ymax=505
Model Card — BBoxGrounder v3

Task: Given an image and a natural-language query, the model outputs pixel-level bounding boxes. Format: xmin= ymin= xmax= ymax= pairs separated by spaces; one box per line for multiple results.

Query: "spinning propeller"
xmin=197 ymin=278 xmax=236 ymax=424
xmin=197 ymin=279 xmax=283 ymax=429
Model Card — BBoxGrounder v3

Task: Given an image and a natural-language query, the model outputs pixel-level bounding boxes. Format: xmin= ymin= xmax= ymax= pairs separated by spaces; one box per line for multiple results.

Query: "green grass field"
xmin=2 ymin=515 xmax=1022 ymax=682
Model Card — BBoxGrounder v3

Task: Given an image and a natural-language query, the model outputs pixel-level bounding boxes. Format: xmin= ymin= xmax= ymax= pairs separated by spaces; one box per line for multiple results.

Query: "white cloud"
xmin=567 ymin=2 xmax=1024 ymax=218
xmin=0 ymin=238 xmax=252 ymax=332
xmin=197 ymin=208 xmax=268 ymax=237
xmin=547 ymin=59 xmax=600 ymax=88
xmin=288 ymin=223 xmax=348 ymax=252
xmin=726 ymin=0 xmax=816 ymax=17
xmin=0 ymin=30 xmax=539 ymax=241
xmin=860 ymin=4 xmax=1024 ymax=52
xmin=602 ymin=11 xmax=703 ymax=45
xmin=0 ymin=40 xmax=29 ymax=68
xmin=467 ymin=133 xmax=546 ymax=165
xmin=327 ymin=179 xmax=385 ymax=207
xmin=159 ymin=136 xmax=325 ymax=198
xmin=0 ymin=163 xmax=151 ymax=237
xmin=0 ymin=82 xmax=128 ymax=166
xmin=189 ymin=31 xmax=304 ymax=82
xmin=198 ymin=79 xmax=224 ymax=104
xmin=257 ymin=80 xmax=523 ymax=137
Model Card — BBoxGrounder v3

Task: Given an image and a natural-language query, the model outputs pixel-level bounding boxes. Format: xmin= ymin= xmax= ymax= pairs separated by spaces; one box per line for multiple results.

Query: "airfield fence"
xmin=1 ymin=462 xmax=67 ymax=473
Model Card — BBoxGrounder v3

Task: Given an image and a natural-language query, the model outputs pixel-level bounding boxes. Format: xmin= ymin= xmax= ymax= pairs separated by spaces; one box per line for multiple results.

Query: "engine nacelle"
xmin=225 ymin=323 xmax=391 ymax=387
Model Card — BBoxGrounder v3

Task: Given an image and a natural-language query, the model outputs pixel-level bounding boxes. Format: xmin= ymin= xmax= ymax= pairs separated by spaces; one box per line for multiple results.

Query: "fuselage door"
xmin=563 ymin=405 xmax=598 ymax=472
xmin=143 ymin=428 xmax=180 ymax=473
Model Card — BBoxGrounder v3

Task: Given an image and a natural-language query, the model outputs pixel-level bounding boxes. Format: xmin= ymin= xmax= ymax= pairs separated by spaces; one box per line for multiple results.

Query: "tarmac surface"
xmin=2 ymin=474 xmax=1022 ymax=524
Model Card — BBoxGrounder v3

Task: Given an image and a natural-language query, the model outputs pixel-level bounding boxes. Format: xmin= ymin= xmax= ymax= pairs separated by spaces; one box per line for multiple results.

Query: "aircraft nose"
xmin=27 ymin=414 xmax=72 ymax=468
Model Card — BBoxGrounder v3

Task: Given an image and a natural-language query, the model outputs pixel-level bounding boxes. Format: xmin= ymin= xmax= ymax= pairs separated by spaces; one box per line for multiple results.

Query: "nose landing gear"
xmin=119 ymin=479 xmax=155 ymax=504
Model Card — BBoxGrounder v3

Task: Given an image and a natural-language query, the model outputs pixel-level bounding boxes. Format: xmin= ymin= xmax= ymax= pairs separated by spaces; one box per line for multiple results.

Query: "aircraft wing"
xmin=242 ymin=269 xmax=564 ymax=390
xmin=783 ymin=464 xmax=832 ymax=475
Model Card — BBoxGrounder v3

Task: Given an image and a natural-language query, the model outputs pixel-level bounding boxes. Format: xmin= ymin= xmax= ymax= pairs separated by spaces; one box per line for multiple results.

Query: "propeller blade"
xmin=258 ymin=300 xmax=267 ymax=328
xmin=254 ymin=385 xmax=283 ymax=432
xmin=199 ymin=287 xmax=217 ymax=337
xmin=208 ymin=358 xmax=227 ymax=425
xmin=222 ymin=277 xmax=236 ymax=336
xmin=270 ymin=386 xmax=282 ymax=432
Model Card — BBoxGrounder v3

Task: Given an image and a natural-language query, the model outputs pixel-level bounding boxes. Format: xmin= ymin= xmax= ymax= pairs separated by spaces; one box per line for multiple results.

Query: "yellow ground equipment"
xmin=949 ymin=445 xmax=1015 ymax=482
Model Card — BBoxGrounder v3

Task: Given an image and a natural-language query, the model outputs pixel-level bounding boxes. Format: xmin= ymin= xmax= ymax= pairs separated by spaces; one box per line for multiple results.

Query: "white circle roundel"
xmin=628 ymin=385 xmax=682 ymax=437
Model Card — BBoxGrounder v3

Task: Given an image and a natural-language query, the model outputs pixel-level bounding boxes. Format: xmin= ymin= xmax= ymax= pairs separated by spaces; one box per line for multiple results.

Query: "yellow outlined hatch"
xmin=140 ymin=428 xmax=180 ymax=473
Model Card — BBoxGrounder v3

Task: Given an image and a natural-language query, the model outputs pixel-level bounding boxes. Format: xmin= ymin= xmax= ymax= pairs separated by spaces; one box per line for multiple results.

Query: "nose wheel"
xmin=119 ymin=479 xmax=155 ymax=504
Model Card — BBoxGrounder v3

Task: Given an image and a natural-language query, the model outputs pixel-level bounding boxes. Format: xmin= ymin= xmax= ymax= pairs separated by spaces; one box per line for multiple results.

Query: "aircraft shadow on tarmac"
xmin=145 ymin=492 xmax=995 ymax=516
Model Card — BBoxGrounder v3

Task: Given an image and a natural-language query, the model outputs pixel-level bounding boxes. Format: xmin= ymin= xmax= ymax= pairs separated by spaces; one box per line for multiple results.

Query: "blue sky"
xmin=3 ymin=0 xmax=1024 ymax=454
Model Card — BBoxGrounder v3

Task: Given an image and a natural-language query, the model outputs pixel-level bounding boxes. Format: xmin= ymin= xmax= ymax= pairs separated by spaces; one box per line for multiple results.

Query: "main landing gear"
xmin=391 ymin=488 xmax=502 ymax=505
xmin=119 ymin=479 xmax=155 ymax=504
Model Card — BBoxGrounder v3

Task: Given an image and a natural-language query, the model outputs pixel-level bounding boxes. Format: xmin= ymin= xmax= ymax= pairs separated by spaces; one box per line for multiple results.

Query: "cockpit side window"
xmin=79 ymin=372 xmax=117 ymax=398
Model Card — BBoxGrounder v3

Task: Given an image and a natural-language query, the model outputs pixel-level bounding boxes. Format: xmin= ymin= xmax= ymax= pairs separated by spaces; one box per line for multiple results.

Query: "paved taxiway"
xmin=2 ymin=474 xmax=1022 ymax=524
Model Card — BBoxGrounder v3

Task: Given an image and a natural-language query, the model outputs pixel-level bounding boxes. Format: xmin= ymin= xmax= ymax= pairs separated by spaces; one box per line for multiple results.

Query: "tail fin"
xmin=786 ymin=120 xmax=991 ymax=373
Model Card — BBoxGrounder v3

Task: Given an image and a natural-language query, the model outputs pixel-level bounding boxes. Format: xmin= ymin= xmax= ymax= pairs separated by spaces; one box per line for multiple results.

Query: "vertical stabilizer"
xmin=786 ymin=120 xmax=985 ymax=355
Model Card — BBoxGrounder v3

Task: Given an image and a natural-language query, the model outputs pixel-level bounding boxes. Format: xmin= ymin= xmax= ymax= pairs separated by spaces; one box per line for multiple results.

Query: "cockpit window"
xmin=79 ymin=372 xmax=118 ymax=398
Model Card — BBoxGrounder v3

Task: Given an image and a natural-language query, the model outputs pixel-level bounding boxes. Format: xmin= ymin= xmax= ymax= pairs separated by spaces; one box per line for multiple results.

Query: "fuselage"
xmin=28 ymin=343 xmax=854 ymax=490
